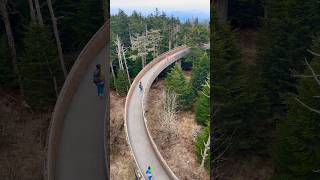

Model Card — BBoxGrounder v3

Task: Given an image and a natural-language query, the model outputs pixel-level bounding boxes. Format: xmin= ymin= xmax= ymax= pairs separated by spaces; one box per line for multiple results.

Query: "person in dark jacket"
xmin=139 ymin=81 xmax=143 ymax=91
xmin=93 ymin=64 xmax=105 ymax=98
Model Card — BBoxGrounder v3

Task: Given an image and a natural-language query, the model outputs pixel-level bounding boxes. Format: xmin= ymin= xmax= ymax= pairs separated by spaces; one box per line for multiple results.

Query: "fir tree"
xmin=166 ymin=65 xmax=195 ymax=110
xmin=19 ymin=24 xmax=62 ymax=109
xmin=115 ymin=69 xmax=129 ymax=96
xmin=272 ymin=35 xmax=320 ymax=179
xmin=191 ymin=51 xmax=209 ymax=91
xmin=195 ymin=78 xmax=210 ymax=125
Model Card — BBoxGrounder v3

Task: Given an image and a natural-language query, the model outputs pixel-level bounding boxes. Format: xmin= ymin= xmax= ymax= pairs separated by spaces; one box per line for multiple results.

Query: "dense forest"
xmin=0 ymin=0 xmax=105 ymax=178
xmin=0 ymin=0 xmax=105 ymax=109
xmin=212 ymin=0 xmax=320 ymax=179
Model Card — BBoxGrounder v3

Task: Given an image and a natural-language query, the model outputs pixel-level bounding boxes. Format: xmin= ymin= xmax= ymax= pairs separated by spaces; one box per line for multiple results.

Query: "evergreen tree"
xmin=257 ymin=0 xmax=320 ymax=121
xmin=272 ymin=35 xmax=320 ymax=179
xmin=195 ymin=78 xmax=210 ymax=125
xmin=115 ymin=69 xmax=129 ymax=96
xmin=212 ymin=19 xmax=244 ymax=150
xmin=191 ymin=51 xmax=209 ymax=91
xmin=166 ymin=66 xmax=195 ymax=110
xmin=74 ymin=0 xmax=104 ymax=47
xmin=19 ymin=24 xmax=62 ymax=109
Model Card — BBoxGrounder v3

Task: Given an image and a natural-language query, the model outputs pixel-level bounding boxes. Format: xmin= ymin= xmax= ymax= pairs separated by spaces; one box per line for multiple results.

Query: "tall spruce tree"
xmin=272 ymin=35 xmax=320 ymax=179
xmin=115 ymin=69 xmax=129 ymax=96
xmin=191 ymin=50 xmax=210 ymax=91
xmin=257 ymin=0 xmax=320 ymax=121
xmin=195 ymin=77 xmax=210 ymax=125
xmin=166 ymin=65 xmax=195 ymax=110
xmin=19 ymin=24 xmax=62 ymax=109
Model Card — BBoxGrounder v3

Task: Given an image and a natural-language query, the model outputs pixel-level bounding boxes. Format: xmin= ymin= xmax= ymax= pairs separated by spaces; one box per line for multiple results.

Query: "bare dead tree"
xmin=47 ymin=0 xmax=68 ymax=78
xmin=110 ymin=58 xmax=116 ymax=87
xmin=0 ymin=0 xmax=25 ymax=101
xmin=34 ymin=0 xmax=43 ymax=26
xmin=115 ymin=34 xmax=124 ymax=70
xmin=121 ymin=45 xmax=131 ymax=84
xmin=159 ymin=90 xmax=178 ymax=142
xmin=131 ymin=32 xmax=148 ymax=67
xmin=200 ymin=135 xmax=210 ymax=170
xmin=146 ymin=29 xmax=162 ymax=57
xmin=295 ymin=52 xmax=320 ymax=114
xmin=28 ymin=0 xmax=36 ymax=23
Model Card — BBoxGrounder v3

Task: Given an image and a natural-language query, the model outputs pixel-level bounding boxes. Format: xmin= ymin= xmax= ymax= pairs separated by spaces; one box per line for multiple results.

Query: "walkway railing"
xmin=124 ymin=46 xmax=191 ymax=180
xmin=46 ymin=21 xmax=109 ymax=180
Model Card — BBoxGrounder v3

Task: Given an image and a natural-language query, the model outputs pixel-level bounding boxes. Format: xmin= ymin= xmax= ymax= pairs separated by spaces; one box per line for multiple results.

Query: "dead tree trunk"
xmin=47 ymin=0 xmax=68 ymax=78
xmin=0 ymin=0 xmax=25 ymax=100
xmin=200 ymin=135 xmax=210 ymax=170
xmin=28 ymin=0 xmax=36 ymax=23
xmin=34 ymin=0 xmax=44 ymax=26
xmin=214 ymin=0 xmax=228 ymax=24
xmin=121 ymin=45 xmax=131 ymax=84
xmin=116 ymin=35 xmax=124 ymax=70
xmin=110 ymin=59 xmax=116 ymax=87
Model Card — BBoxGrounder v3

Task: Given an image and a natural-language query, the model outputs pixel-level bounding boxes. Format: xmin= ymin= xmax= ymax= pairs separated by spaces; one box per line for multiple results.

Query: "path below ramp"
xmin=55 ymin=47 xmax=107 ymax=180
xmin=127 ymin=48 xmax=190 ymax=180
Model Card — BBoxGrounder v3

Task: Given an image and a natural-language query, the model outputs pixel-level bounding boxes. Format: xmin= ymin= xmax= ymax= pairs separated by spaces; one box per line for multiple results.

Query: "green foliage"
xmin=191 ymin=50 xmax=209 ymax=91
xmin=228 ymin=0 xmax=264 ymax=28
xmin=195 ymin=79 xmax=210 ymax=125
xmin=195 ymin=124 xmax=210 ymax=169
xmin=109 ymin=75 xmax=116 ymax=91
xmin=73 ymin=0 xmax=104 ymax=47
xmin=257 ymin=0 xmax=320 ymax=119
xmin=187 ymin=25 xmax=209 ymax=47
xmin=272 ymin=36 xmax=320 ymax=179
xmin=19 ymin=24 xmax=62 ymax=109
xmin=166 ymin=66 xmax=195 ymax=110
xmin=212 ymin=14 xmax=272 ymax=152
xmin=115 ymin=69 xmax=129 ymax=96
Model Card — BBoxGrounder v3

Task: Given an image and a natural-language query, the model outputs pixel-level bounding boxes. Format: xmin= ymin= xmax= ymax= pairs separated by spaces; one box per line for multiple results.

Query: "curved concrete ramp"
xmin=125 ymin=46 xmax=191 ymax=180
xmin=55 ymin=47 xmax=107 ymax=180
xmin=47 ymin=22 xmax=109 ymax=180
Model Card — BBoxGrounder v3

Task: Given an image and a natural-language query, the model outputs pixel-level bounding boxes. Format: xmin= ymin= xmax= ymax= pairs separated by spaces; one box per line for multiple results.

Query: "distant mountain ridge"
xmin=111 ymin=8 xmax=209 ymax=22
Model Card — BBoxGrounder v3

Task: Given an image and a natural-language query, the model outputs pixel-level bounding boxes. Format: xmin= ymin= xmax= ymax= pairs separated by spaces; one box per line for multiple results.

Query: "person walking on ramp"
xmin=146 ymin=166 xmax=153 ymax=180
xmin=139 ymin=81 xmax=143 ymax=91
xmin=93 ymin=64 xmax=105 ymax=98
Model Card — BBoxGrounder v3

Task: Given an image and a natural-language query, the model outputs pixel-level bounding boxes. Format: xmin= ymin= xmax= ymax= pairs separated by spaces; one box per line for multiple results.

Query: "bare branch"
xmin=292 ymin=74 xmax=320 ymax=78
xmin=307 ymin=49 xmax=320 ymax=57
xmin=295 ymin=97 xmax=320 ymax=115
xmin=305 ymin=58 xmax=320 ymax=87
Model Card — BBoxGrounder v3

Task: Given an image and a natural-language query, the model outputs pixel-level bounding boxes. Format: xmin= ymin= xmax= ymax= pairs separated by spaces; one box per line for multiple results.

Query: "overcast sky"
xmin=111 ymin=0 xmax=210 ymax=21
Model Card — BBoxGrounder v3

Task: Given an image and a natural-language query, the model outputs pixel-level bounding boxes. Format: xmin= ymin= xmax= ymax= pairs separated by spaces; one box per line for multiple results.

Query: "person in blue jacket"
xmin=146 ymin=166 xmax=152 ymax=180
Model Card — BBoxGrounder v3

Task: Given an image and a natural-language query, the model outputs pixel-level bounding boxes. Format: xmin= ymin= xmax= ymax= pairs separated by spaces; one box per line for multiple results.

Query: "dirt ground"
xmin=109 ymin=91 xmax=135 ymax=180
xmin=146 ymin=79 xmax=209 ymax=180
xmin=0 ymin=91 xmax=50 ymax=180
xmin=218 ymin=156 xmax=273 ymax=180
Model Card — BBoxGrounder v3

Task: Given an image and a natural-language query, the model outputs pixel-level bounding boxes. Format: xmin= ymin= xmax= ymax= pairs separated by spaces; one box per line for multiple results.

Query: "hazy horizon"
xmin=110 ymin=0 xmax=210 ymax=22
